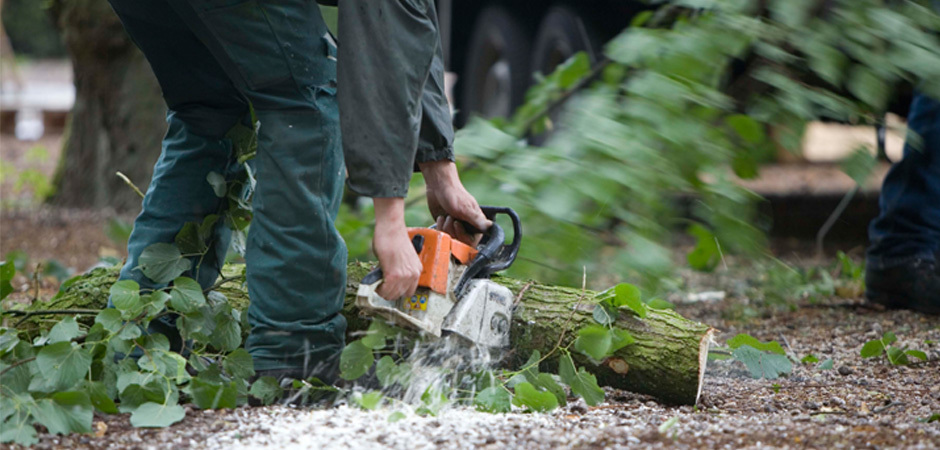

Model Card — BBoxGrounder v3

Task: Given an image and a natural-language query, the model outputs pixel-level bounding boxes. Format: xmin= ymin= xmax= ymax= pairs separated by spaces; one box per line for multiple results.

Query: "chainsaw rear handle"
xmin=474 ymin=206 xmax=521 ymax=275
xmin=454 ymin=206 xmax=521 ymax=298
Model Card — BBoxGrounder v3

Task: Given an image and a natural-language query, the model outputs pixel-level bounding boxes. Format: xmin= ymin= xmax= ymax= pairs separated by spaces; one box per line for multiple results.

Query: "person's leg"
xmin=866 ymin=92 xmax=940 ymax=314
xmin=108 ymin=0 xmax=248 ymax=350
xmin=169 ymin=0 xmax=347 ymax=376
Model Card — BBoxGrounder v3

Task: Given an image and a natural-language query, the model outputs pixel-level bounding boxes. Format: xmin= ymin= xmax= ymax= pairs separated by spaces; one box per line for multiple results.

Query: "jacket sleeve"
xmin=337 ymin=0 xmax=454 ymax=198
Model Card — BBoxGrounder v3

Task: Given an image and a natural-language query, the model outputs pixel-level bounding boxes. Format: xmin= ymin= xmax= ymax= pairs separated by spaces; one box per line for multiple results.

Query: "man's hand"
xmin=420 ymin=160 xmax=492 ymax=245
xmin=373 ymin=197 xmax=422 ymax=301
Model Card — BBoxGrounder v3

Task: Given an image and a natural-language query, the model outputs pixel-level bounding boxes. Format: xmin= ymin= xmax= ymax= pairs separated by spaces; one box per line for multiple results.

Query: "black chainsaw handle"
xmin=475 ymin=206 xmax=521 ymax=275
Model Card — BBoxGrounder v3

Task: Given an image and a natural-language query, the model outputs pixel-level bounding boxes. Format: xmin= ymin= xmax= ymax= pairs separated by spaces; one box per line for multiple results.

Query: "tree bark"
xmin=48 ymin=0 xmax=165 ymax=212
xmin=15 ymin=262 xmax=713 ymax=405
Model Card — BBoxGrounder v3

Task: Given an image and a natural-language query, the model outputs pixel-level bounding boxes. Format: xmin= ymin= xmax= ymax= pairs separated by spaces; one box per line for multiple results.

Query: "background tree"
xmin=48 ymin=0 xmax=164 ymax=212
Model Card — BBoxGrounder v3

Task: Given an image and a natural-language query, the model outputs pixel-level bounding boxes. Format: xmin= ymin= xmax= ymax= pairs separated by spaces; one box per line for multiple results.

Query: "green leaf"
xmin=36 ymin=341 xmax=92 ymax=391
xmin=207 ymin=172 xmax=227 ymax=197
xmin=129 ymin=402 xmax=186 ymax=428
xmin=905 ymin=349 xmax=927 ymax=361
xmin=725 ymin=114 xmax=765 ymax=144
xmin=137 ymin=243 xmax=192 ymax=284
xmin=801 ymin=354 xmax=819 ymax=364
xmin=885 ymin=346 xmax=910 ymax=366
xmin=110 ymin=280 xmax=141 ymax=313
xmin=83 ymin=380 xmax=119 ymax=414
xmin=33 ymin=391 xmax=93 ymax=434
xmin=175 ymin=223 xmax=207 ymax=255
xmin=474 ymin=386 xmax=512 ymax=413
xmin=574 ymin=325 xmax=611 ymax=360
xmin=612 ymin=283 xmax=647 ymax=318
xmin=339 ymin=340 xmax=374 ymax=381
xmin=841 ymin=148 xmax=876 ymax=186
xmin=860 ymin=340 xmax=885 ymax=358
xmin=817 ymin=359 xmax=834 ymax=371
xmin=511 ymin=382 xmax=559 ymax=413
xmin=687 ymin=224 xmax=721 ymax=272
xmin=222 ymin=348 xmax=255 ymax=379
xmin=732 ymin=345 xmax=792 ymax=379
xmin=94 ymin=308 xmax=123 ymax=333
xmin=882 ymin=332 xmax=897 ymax=345
xmin=608 ymin=328 xmax=636 ymax=354
xmin=375 ymin=355 xmax=398 ymax=387
xmin=0 ymin=416 xmax=38 ymax=446
xmin=647 ymin=298 xmax=675 ymax=310
xmin=169 ymin=277 xmax=206 ymax=314
xmin=847 ymin=65 xmax=888 ymax=110
xmin=558 ymin=353 xmax=604 ymax=406
xmin=387 ymin=411 xmax=407 ymax=423
xmin=921 ymin=413 xmax=940 ymax=423
xmin=658 ymin=415 xmax=680 ymax=434
xmin=534 ymin=373 xmax=567 ymax=406
xmin=361 ymin=320 xmax=393 ymax=350
xmin=0 ymin=260 xmax=15 ymax=301
xmin=249 ymin=376 xmax=282 ymax=406
xmin=726 ymin=334 xmax=786 ymax=355
xmin=191 ymin=375 xmax=238 ymax=410
xmin=209 ymin=307 xmax=242 ymax=352
xmin=47 ymin=316 xmax=81 ymax=344
xmin=592 ymin=303 xmax=616 ymax=326
xmin=350 ymin=391 xmax=384 ymax=410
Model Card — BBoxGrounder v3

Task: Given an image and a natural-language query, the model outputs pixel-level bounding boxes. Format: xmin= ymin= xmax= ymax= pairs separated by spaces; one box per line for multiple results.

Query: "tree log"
xmin=12 ymin=262 xmax=713 ymax=405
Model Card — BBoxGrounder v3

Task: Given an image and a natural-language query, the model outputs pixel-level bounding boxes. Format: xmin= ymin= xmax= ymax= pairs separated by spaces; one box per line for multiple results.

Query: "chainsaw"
xmin=356 ymin=207 xmax=521 ymax=349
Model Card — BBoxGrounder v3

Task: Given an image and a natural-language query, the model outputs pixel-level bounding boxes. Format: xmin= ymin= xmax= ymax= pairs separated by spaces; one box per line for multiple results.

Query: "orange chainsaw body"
xmin=408 ymin=228 xmax=478 ymax=295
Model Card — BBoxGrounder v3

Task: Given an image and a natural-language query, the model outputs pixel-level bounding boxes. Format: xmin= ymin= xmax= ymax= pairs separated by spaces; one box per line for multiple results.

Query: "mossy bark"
xmin=12 ymin=262 xmax=713 ymax=405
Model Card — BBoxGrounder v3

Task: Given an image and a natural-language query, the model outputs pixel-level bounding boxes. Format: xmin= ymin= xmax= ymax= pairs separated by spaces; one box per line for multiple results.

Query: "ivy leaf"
xmin=137 ymin=243 xmax=192 ymax=284
xmin=647 ymin=298 xmax=675 ymax=310
xmin=0 ymin=260 xmax=14 ymax=301
xmin=727 ymin=334 xmax=786 ymax=355
xmin=83 ymin=380 xmax=119 ymax=414
xmin=800 ymin=354 xmax=819 ymax=364
xmin=361 ymin=320 xmax=392 ymax=350
xmin=612 ymin=283 xmax=647 ymax=318
xmin=339 ymin=340 xmax=374 ymax=381
xmin=36 ymin=342 xmax=92 ymax=391
xmin=558 ymin=353 xmax=604 ymax=406
xmin=110 ymin=280 xmax=141 ymax=313
xmin=375 ymin=355 xmax=397 ymax=387
xmin=474 ymin=386 xmax=512 ymax=413
xmin=0 ymin=416 xmax=38 ymax=446
xmin=207 ymin=172 xmax=227 ymax=198
xmin=592 ymin=303 xmax=616 ymax=326
xmin=33 ymin=391 xmax=93 ymax=434
xmin=350 ymin=391 xmax=384 ymax=410
xmin=574 ymin=325 xmax=612 ymax=360
xmin=686 ymin=224 xmax=721 ymax=272
xmin=190 ymin=376 xmax=238 ymax=410
xmin=222 ymin=348 xmax=255 ymax=379
xmin=47 ymin=316 xmax=81 ymax=344
xmin=169 ymin=277 xmax=206 ymax=314
xmin=885 ymin=346 xmax=910 ymax=366
xmin=533 ymin=373 xmax=567 ymax=406
xmin=129 ymin=402 xmax=186 ymax=428
xmin=732 ymin=345 xmax=792 ymax=379
xmin=860 ymin=340 xmax=885 ymax=358
xmin=511 ymin=382 xmax=559 ymax=413
xmin=905 ymin=349 xmax=927 ymax=361
xmin=249 ymin=376 xmax=282 ymax=406
xmin=725 ymin=114 xmax=765 ymax=144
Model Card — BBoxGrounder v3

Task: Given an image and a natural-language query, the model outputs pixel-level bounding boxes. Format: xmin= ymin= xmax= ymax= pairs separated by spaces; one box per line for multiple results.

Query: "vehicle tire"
xmin=457 ymin=6 xmax=532 ymax=125
xmin=531 ymin=7 xmax=601 ymax=76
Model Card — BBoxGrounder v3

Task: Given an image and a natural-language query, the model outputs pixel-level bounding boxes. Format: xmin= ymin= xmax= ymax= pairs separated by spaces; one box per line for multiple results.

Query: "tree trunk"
xmin=48 ymin=0 xmax=165 ymax=212
xmin=16 ymin=262 xmax=713 ymax=405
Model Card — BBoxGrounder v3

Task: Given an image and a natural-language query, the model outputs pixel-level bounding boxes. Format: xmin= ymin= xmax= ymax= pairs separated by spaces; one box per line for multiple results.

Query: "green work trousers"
xmin=338 ymin=0 xmax=456 ymax=198
xmin=108 ymin=0 xmax=346 ymax=373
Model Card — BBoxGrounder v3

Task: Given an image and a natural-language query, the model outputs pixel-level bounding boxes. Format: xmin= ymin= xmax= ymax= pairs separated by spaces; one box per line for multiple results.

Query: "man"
xmin=108 ymin=0 xmax=489 ymax=382
xmin=866 ymin=92 xmax=940 ymax=314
